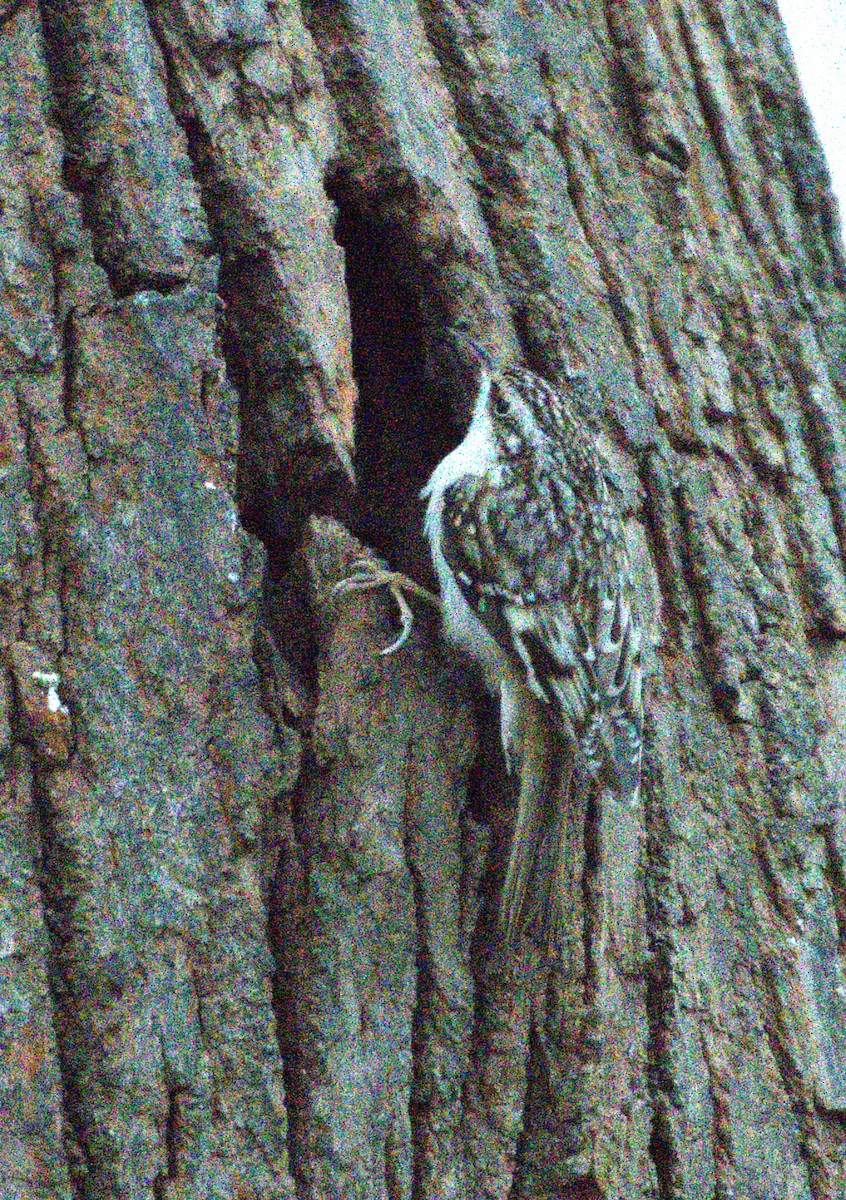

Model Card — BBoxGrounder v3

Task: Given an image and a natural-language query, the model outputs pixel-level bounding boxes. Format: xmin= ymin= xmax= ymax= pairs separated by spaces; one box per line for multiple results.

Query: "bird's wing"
xmin=579 ymin=574 xmax=643 ymax=803
xmin=441 ymin=476 xmax=643 ymax=950
xmin=442 ymin=473 xmax=642 ymax=794
xmin=456 ymin=539 xmax=639 ymax=801
xmin=512 ymin=577 xmax=643 ymax=804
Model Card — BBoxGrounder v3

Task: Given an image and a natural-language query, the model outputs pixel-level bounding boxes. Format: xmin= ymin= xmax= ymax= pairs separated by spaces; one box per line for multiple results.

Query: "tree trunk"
xmin=2 ymin=0 xmax=846 ymax=1195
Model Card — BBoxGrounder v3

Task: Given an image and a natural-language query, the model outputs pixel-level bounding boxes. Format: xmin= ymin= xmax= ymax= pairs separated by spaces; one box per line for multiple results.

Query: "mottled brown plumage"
xmin=422 ymin=364 xmax=642 ymax=948
xmin=335 ymin=361 xmax=643 ymax=950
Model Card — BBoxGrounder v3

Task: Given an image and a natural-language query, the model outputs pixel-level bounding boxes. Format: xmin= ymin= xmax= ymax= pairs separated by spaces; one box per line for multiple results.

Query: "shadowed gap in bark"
xmin=822 ymin=827 xmax=846 ymax=955
xmin=23 ymin=749 xmax=91 ymax=1194
xmin=327 ymin=180 xmax=521 ymax=941
xmin=642 ymin=773 xmax=682 ymax=1200
xmin=327 ymin=173 xmax=511 ymax=826
xmin=326 ymin=181 xmax=458 ymax=587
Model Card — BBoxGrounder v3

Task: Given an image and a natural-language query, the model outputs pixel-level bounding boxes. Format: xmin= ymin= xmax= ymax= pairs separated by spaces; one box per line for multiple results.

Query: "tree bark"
xmin=2 ymin=0 xmax=845 ymax=1196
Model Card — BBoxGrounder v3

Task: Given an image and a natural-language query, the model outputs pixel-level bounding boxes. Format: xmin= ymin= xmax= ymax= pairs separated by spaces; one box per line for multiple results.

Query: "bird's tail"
xmin=515 ymin=764 xmax=576 ymax=955
xmin=499 ymin=701 xmax=575 ymax=953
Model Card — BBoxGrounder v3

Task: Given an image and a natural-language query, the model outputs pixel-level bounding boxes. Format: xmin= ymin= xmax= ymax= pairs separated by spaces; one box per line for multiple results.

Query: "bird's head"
xmin=473 ymin=363 xmax=563 ymax=457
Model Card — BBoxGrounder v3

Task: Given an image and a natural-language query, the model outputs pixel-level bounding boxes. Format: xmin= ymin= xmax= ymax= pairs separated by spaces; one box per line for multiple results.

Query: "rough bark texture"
xmin=1 ymin=0 xmax=846 ymax=1196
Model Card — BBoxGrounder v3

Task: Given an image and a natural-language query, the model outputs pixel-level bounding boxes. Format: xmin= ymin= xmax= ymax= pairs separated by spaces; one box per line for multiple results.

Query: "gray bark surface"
xmin=1 ymin=0 xmax=845 ymax=1196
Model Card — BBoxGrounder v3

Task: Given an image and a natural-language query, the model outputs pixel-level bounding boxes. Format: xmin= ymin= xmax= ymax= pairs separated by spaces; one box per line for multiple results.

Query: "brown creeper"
xmin=420 ymin=363 xmax=643 ymax=948
xmin=335 ymin=362 xmax=643 ymax=949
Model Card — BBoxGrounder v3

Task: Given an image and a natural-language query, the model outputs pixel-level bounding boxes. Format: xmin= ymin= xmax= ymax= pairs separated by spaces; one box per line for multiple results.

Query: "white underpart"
xmin=421 ymin=369 xmax=510 ymax=698
xmin=499 ymin=674 xmax=522 ymax=773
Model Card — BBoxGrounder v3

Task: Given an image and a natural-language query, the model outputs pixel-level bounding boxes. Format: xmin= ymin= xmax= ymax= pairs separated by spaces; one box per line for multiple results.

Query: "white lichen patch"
xmin=47 ymin=686 xmax=70 ymax=715
xmin=32 ymin=669 xmax=60 ymax=688
xmin=0 ymin=926 xmax=18 ymax=959
xmin=32 ymin=670 xmax=70 ymax=715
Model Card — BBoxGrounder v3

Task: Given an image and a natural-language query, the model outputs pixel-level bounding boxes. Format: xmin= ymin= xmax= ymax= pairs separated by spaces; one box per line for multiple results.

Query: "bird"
xmin=334 ymin=360 xmax=643 ymax=950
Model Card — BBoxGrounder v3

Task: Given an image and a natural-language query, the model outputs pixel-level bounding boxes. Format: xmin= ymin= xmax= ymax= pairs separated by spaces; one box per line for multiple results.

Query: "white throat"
xmin=420 ymin=369 xmax=495 ymax=514
xmin=419 ymin=369 xmax=506 ymax=681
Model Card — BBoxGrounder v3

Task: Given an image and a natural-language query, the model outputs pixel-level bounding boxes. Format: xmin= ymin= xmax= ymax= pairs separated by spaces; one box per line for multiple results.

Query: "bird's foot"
xmin=333 ymin=557 xmax=441 ymax=656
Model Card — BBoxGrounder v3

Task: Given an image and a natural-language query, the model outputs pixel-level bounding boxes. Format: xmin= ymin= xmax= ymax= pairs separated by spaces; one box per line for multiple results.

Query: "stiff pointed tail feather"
xmin=498 ymin=700 xmax=574 ymax=953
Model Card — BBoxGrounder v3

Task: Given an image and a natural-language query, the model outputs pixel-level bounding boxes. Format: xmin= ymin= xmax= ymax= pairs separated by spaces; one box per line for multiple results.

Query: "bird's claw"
xmin=379 ymin=586 xmax=414 ymax=655
xmin=333 ymin=559 xmax=417 ymax=655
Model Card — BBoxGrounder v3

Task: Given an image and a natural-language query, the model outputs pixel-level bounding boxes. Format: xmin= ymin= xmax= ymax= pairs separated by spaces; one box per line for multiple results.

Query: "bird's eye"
xmin=490 ymin=382 xmax=509 ymax=417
